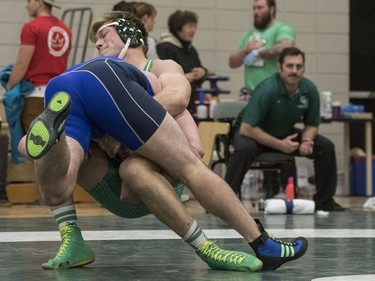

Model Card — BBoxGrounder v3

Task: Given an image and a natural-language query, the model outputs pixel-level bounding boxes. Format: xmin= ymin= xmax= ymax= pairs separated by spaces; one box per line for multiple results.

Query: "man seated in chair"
xmin=225 ymin=47 xmax=346 ymax=211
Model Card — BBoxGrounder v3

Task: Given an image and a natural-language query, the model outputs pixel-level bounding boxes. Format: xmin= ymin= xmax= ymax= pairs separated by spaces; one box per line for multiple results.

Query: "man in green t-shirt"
xmin=225 ymin=47 xmax=346 ymax=212
xmin=229 ymin=0 xmax=295 ymax=93
xmin=229 ymin=0 xmax=296 ymax=194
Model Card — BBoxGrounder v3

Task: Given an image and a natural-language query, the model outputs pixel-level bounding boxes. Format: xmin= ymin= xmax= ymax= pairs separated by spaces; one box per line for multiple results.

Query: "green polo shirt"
xmin=237 ymin=73 xmax=321 ymax=139
xmin=237 ymin=21 xmax=296 ymax=91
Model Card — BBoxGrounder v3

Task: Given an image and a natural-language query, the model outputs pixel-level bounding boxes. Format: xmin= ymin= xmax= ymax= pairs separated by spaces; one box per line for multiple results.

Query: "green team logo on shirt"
xmin=298 ymin=96 xmax=309 ymax=109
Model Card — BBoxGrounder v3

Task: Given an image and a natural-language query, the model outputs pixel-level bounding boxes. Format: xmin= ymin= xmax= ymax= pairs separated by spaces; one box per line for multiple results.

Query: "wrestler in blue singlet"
xmin=43 ymin=56 xmax=183 ymax=218
xmin=44 ymin=56 xmax=166 ymax=153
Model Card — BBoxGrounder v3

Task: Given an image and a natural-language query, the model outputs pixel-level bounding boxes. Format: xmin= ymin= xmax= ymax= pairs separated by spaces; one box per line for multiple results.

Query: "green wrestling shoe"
xmin=26 ymin=91 xmax=71 ymax=159
xmin=196 ymin=240 xmax=263 ymax=272
xmin=42 ymin=223 xmax=95 ymax=270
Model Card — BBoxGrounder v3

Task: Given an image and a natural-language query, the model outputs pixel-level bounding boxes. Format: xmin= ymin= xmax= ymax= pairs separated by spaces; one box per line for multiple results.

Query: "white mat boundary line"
xmin=0 ymin=228 xmax=374 ymax=242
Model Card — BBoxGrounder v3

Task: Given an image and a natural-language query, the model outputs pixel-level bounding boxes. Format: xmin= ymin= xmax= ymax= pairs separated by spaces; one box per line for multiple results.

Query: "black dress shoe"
xmin=331 ymin=202 xmax=349 ymax=211
xmin=316 ymin=201 xmax=349 ymax=212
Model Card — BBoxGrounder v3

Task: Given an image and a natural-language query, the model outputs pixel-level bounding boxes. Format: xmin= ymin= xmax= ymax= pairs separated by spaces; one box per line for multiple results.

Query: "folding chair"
xmin=212 ymin=101 xmax=295 ymax=199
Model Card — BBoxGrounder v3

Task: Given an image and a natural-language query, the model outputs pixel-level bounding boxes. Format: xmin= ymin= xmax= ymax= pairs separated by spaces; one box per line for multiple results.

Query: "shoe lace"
xmin=199 ymin=241 xmax=246 ymax=265
xmin=269 ymin=235 xmax=298 ymax=247
xmin=268 ymin=234 xmax=299 ymax=257
xmin=55 ymin=226 xmax=73 ymax=258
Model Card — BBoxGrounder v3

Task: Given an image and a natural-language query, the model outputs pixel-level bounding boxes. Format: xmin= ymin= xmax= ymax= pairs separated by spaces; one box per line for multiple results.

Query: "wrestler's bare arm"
xmin=151 ymin=59 xmax=191 ymax=118
xmin=174 ymin=109 xmax=204 ymax=158
xmin=143 ymin=62 xmax=204 ymax=156
xmin=143 ymin=71 xmax=204 ymax=157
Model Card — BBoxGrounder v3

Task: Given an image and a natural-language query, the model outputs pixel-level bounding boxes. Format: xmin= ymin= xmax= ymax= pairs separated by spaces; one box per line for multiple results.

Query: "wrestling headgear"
xmin=115 ymin=18 xmax=145 ymax=48
xmin=98 ymin=18 xmax=145 ymax=59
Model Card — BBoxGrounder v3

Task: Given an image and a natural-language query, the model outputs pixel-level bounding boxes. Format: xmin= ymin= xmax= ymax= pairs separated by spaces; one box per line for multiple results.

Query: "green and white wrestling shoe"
xmin=196 ymin=240 xmax=263 ymax=272
xmin=26 ymin=91 xmax=71 ymax=159
xmin=42 ymin=223 xmax=95 ymax=270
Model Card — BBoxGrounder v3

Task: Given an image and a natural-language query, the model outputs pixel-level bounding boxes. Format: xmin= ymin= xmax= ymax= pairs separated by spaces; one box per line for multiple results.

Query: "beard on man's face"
xmin=254 ymin=12 xmax=272 ymax=30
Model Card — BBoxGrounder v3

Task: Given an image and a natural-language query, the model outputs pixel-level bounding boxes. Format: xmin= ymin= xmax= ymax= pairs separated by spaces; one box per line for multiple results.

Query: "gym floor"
xmin=0 ymin=196 xmax=374 ymax=281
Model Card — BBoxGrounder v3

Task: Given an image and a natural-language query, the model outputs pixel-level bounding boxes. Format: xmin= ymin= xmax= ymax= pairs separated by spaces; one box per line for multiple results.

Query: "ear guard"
xmin=115 ymin=18 xmax=145 ymax=48
xmin=97 ymin=18 xmax=145 ymax=59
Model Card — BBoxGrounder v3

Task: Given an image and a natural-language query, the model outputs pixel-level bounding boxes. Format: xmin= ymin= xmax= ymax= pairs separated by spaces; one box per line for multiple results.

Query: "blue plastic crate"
xmin=350 ymin=156 xmax=375 ymax=196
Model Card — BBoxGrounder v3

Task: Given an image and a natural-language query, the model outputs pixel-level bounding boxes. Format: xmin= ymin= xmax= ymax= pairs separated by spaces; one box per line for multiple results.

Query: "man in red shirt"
xmin=6 ymin=0 xmax=71 ymax=131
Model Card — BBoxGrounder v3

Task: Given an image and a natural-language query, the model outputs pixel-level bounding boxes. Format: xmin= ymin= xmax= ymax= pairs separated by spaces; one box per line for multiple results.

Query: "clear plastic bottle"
xmin=249 ymin=31 xmax=265 ymax=67
xmin=209 ymin=96 xmax=218 ymax=119
xmin=241 ymin=171 xmax=252 ymax=200
xmin=321 ymin=91 xmax=332 ymax=119
xmin=258 ymin=199 xmax=265 ymax=211
xmin=196 ymin=91 xmax=208 ymax=119
xmin=196 ymin=104 xmax=207 ymax=119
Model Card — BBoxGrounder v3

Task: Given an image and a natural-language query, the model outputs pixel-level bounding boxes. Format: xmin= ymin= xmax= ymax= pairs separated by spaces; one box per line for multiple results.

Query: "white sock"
xmin=182 ymin=220 xmax=207 ymax=249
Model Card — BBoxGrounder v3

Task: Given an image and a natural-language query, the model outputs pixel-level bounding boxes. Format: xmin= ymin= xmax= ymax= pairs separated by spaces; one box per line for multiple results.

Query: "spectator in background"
xmin=0 ymin=126 xmax=9 ymax=204
xmin=229 ymin=0 xmax=295 ymax=95
xmin=132 ymin=2 xmax=159 ymax=59
xmin=225 ymin=47 xmax=346 ymax=212
xmin=6 ymin=0 xmax=71 ymax=132
xmin=228 ymin=0 xmax=296 ymax=196
xmin=112 ymin=1 xmax=137 ymax=13
xmin=5 ymin=0 xmax=71 ymax=203
xmin=157 ymin=10 xmax=208 ymax=116
xmin=112 ymin=1 xmax=158 ymax=59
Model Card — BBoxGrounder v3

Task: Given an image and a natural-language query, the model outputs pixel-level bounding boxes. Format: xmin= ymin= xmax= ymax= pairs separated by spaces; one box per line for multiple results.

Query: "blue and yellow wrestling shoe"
xmin=26 ymin=91 xmax=71 ymax=160
xmin=42 ymin=223 xmax=95 ymax=270
xmin=196 ymin=240 xmax=263 ymax=272
xmin=250 ymin=219 xmax=308 ymax=270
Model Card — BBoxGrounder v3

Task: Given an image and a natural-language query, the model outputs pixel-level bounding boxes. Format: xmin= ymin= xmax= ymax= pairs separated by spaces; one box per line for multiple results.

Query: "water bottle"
xmin=209 ymin=96 xmax=218 ymax=119
xmin=249 ymin=31 xmax=265 ymax=67
xmin=196 ymin=91 xmax=208 ymax=119
xmin=241 ymin=171 xmax=252 ymax=200
xmin=321 ymin=91 xmax=332 ymax=119
xmin=286 ymin=177 xmax=295 ymax=200
xmin=258 ymin=199 xmax=265 ymax=211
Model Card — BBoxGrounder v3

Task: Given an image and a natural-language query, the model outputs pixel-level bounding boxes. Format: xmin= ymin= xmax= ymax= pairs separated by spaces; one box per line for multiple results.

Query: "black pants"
xmin=0 ymin=133 xmax=9 ymax=193
xmin=262 ymin=164 xmax=297 ymax=198
xmin=225 ymin=127 xmax=338 ymax=208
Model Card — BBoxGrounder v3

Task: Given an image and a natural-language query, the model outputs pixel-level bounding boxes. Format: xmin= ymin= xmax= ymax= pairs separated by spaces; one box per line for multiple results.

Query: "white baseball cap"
xmin=43 ymin=0 xmax=60 ymax=9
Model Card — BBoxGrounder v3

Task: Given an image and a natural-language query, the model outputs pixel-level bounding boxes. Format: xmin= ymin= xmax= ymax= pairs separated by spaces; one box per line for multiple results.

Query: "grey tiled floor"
xmin=0 ymin=198 xmax=374 ymax=281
